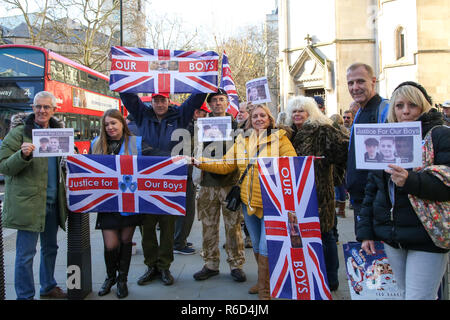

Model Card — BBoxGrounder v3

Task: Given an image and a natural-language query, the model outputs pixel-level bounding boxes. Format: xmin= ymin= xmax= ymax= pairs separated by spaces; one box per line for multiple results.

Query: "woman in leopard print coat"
xmin=286 ymin=96 xmax=349 ymax=291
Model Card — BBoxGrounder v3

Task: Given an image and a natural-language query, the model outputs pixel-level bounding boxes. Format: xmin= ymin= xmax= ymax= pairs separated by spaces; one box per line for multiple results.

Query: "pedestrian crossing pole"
xmin=0 ymin=201 xmax=5 ymax=300
xmin=67 ymin=211 xmax=92 ymax=300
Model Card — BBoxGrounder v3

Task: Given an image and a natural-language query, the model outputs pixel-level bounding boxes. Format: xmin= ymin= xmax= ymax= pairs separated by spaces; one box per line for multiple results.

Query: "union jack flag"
xmin=109 ymin=46 xmax=219 ymax=94
xmin=220 ymin=51 xmax=239 ymax=117
xmin=66 ymin=155 xmax=187 ymax=216
xmin=257 ymin=156 xmax=332 ymax=300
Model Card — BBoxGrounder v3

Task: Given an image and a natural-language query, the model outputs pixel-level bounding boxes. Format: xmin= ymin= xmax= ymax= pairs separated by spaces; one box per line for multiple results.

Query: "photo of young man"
xmin=39 ymin=137 xmax=50 ymax=153
xmin=363 ymin=137 xmax=382 ymax=162
xmin=394 ymin=136 xmax=414 ymax=162
xmin=379 ymin=136 xmax=396 ymax=163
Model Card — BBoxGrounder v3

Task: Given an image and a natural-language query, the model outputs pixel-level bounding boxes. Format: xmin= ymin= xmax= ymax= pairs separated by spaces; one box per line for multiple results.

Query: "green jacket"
xmin=0 ymin=113 xmax=68 ymax=232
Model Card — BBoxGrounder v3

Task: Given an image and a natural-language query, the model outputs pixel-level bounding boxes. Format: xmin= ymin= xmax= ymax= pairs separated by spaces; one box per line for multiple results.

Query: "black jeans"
xmin=321 ymin=230 xmax=339 ymax=287
xmin=352 ymin=200 xmax=363 ymax=238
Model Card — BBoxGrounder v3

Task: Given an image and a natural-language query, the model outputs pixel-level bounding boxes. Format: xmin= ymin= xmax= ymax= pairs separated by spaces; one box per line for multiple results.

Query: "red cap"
xmin=200 ymin=102 xmax=211 ymax=113
xmin=151 ymin=93 xmax=170 ymax=99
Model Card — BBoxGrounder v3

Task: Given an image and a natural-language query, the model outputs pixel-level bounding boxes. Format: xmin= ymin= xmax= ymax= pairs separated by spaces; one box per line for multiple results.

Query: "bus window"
xmin=79 ymin=70 xmax=87 ymax=89
xmin=80 ymin=115 xmax=90 ymax=140
xmin=63 ymin=114 xmax=80 ymax=140
xmin=65 ymin=65 xmax=79 ymax=87
xmin=0 ymin=47 xmax=44 ymax=77
xmin=50 ymin=60 xmax=65 ymax=82
xmin=87 ymin=74 xmax=99 ymax=92
xmin=0 ymin=108 xmax=15 ymax=139
xmin=100 ymin=79 xmax=108 ymax=95
xmin=89 ymin=116 xmax=101 ymax=139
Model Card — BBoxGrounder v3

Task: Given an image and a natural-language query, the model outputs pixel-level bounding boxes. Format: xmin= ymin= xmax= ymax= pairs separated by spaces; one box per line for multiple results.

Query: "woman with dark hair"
xmin=286 ymin=96 xmax=349 ymax=292
xmin=91 ymin=109 xmax=143 ymax=299
xmin=357 ymin=81 xmax=450 ymax=299
xmin=194 ymin=104 xmax=297 ymax=300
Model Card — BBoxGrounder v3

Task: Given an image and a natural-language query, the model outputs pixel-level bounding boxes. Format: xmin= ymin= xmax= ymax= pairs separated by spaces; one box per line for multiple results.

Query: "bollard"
xmin=0 ymin=201 xmax=5 ymax=300
xmin=67 ymin=211 xmax=92 ymax=300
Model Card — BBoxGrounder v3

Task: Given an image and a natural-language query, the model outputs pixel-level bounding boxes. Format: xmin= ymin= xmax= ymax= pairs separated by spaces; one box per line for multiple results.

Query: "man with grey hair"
xmin=0 ymin=91 xmax=68 ymax=299
xmin=346 ymin=63 xmax=389 ymax=236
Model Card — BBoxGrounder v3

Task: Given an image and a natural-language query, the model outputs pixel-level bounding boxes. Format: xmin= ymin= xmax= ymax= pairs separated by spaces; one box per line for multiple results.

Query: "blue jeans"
xmin=383 ymin=244 xmax=449 ymax=300
xmin=15 ymin=203 xmax=59 ymax=300
xmin=242 ymin=205 xmax=267 ymax=257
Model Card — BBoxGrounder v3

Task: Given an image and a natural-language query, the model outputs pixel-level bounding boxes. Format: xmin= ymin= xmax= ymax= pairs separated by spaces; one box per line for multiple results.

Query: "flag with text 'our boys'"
xmin=66 ymin=155 xmax=187 ymax=216
xmin=109 ymin=46 xmax=219 ymax=94
xmin=257 ymin=156 xmax=332 ymax=300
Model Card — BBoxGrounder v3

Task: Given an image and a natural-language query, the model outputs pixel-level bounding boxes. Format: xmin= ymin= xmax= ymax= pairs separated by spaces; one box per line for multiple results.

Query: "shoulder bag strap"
xmin=237 ymin=143 xmax=267 ymax=185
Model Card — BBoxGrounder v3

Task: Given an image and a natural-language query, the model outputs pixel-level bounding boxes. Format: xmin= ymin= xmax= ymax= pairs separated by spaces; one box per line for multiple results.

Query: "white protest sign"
xmin=246 ymin=77 xmax=271 ymax=104
xmin=197 ymin=116 xmax=232 ymax=142
xmin=32 ymin=128 xmax=75 ymax=157
xmin=354 ymin=122 xmax=422 ymax=170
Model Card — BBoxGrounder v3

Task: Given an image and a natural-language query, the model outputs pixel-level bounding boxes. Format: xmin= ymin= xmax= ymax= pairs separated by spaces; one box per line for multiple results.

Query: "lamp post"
xmin=120 ymin=0 xmax=123 ymax=46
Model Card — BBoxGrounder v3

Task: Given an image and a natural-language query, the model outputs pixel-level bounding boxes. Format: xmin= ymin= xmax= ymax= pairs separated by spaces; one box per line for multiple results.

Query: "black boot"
xmin=116 ymin=242 xmax=133 ymax=299
xmin=98 ymin=247 xmax=120 ymax=296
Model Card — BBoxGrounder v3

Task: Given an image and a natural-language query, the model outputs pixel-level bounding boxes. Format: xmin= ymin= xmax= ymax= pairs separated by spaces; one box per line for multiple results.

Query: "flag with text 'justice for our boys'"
xmin=66 ymin=155 xmax=187 ymax=216
xmin=257 ymin=156 xmax=332 ymax=300
xmin=109 ymin=46 xmax=219 ymax=94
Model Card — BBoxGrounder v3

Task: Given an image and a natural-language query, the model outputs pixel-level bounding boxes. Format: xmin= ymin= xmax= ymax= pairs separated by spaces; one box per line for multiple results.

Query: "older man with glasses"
xmin=0 ymin=91 xmax=68 ymax=300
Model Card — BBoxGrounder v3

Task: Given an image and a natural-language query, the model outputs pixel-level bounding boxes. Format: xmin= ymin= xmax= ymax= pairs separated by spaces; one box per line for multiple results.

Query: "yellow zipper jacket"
xmin=199 ymin=129 xmax=297 ymax=218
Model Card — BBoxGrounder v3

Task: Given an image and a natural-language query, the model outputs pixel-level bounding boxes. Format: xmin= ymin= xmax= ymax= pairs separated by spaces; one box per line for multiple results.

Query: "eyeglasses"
xmin=33 ymin=104 xmax=53 ymax=111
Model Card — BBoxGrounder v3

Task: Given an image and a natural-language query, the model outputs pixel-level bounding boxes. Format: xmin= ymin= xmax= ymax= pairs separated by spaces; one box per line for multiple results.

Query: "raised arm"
xmin=179 ymin=93 xmax=207 ymax=127
xmin=119 ymin=93 xmax=148 ymax=127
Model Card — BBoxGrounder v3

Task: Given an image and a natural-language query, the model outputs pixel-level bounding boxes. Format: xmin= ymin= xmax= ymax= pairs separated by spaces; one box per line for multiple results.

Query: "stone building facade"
xmin=277 ymin=0 xmax=449 ymax=114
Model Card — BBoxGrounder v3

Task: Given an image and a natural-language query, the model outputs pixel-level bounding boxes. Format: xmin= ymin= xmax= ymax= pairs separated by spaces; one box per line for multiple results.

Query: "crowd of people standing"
xmin=0 ymin=61 xmax=448 ymax=300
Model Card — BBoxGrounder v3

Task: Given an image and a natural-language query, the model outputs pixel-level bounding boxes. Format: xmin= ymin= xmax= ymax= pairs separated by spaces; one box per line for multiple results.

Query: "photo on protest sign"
xmin=197 ymin=116 xmax=232 ymax=142
xmin=32 ymin=128 xmax=75 ymax=157
xmin=246 ymin=77 xmax=271 ymax=104
xmin=343 ymin=242 xmax=403 ymax=300
xmin=354 ymin=122 xmax=422 ymax=170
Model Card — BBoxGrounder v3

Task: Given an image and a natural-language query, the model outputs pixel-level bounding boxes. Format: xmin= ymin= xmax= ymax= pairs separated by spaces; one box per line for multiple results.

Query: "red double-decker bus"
xmin=0 ymin=44 xmax=122 ymax=155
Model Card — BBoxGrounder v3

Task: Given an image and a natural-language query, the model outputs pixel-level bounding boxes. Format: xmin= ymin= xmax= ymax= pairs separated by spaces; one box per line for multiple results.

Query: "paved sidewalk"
xmin=0 ymin=204 xmax=390 ymax=300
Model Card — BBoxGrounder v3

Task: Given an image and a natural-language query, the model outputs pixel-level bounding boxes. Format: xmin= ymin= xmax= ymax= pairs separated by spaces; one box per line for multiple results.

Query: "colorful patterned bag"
xmin=408 ymin=126 xmax=450 ymax=249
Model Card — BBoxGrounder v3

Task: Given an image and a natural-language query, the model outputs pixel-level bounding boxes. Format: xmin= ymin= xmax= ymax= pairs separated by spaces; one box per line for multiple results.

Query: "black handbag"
xmin=225 ymin=145 xmax=266 ymax=211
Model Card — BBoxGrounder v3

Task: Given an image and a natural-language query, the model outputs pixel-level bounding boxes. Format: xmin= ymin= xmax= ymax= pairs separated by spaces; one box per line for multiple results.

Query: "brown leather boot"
xmin=258 ymin=255 xmax=271 ymax=300
xmin=248 ymin=252 xmax=259 ymax=294
xmin=337 ymin=201 xmax=346 ymax=217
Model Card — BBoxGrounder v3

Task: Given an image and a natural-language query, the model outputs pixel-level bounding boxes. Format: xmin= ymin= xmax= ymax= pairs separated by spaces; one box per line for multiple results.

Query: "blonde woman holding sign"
xmin=193 ymin=104 xmax=297 ymax=300
xmin=357 ymin=81 xmax=450 ymax=299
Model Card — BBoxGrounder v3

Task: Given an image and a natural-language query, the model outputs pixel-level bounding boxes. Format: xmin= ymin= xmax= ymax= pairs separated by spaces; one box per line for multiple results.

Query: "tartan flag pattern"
xmin=109 ymin=46 xmax=219 ymax=94
xmin=66 ymin=155 xmax=187 ymax=216
xmin=220 ymin=51 xmax=239 ymax=117
xmin=257 ymin=156 xmax=332 ymax=300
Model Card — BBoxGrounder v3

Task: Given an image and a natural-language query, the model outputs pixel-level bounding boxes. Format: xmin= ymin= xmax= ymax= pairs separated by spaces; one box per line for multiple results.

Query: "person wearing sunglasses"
xmin=343 ymin=110 xmax=354 ymax=131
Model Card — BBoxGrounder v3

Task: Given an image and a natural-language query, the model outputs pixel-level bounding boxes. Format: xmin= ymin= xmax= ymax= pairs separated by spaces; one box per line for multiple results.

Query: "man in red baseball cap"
xmin=150 ymin=93 xmax=171 ymax=120
xmin=119 ymin=89 xmax=207 ymax=286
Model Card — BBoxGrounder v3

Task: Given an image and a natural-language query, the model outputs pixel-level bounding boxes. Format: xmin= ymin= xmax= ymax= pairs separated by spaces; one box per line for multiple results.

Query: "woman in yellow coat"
xmin=194 ymin=104 xmax=297 ymax=299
